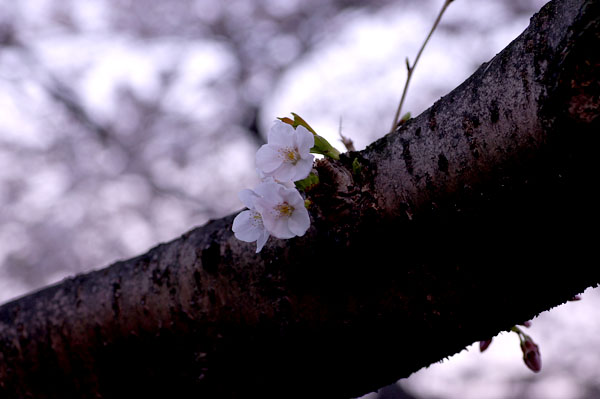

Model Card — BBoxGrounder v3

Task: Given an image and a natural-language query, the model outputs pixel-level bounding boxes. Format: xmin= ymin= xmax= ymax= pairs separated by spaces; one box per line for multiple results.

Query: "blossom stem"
xmin=511 ymin=325 xmax=524 ymax=336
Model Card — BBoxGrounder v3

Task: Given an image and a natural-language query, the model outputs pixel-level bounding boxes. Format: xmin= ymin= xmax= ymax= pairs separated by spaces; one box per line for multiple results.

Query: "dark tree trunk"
xmin=1 ymin=0 xmax=598 ymax=397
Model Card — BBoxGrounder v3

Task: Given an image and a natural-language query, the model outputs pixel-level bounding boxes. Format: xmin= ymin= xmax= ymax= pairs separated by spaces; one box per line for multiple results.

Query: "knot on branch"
xmin=306 ymin=154 xmax=380 ymax=240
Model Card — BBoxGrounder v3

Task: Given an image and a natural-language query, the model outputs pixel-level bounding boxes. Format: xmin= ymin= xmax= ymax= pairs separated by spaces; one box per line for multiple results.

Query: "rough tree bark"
xmin=0 ymin=0 xmax=598 ymax=398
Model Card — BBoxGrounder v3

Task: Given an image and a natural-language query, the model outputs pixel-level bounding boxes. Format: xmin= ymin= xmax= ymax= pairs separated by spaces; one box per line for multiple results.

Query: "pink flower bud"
xmin=521 ymin=320 xmax=532 ymax=328
xmin=520 ymin=336 xmax=542 ymax=372
xmin=479 ymin=339 xmax=493 ymax=352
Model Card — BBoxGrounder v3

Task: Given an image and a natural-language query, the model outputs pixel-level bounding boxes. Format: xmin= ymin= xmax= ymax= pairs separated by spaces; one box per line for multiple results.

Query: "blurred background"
xmin=1 ymin=0 xmax=598 ymax=398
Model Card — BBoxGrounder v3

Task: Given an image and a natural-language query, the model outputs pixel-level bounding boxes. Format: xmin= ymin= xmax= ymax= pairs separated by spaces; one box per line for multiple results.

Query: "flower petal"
xmin=273 ymin=163 xmax=297 ymax=182
xmin=268 ymin=217 xmax=295 ymax=239
xmin=268 ymin=121 xmax=295 ymax=147
xmin=280 ymin=185 xmax=304 ymax=205
xmin=254 ymin=180 xmax=281 ymax=200
xmin=291 ymin=158 xmax=314 ymax=181
xmin=254 ymin=197 xmax=276 ymax=223
xmin=256 ymin=145 xmax=282 ymax=173
xmin=295 ymin=125 xmax=315 ymax=154
xmin=256 ymin=230 xmax=270 ymax=253
xmin=238 ymin=189 xmax=258 ymax=209
xmin=232 ymin=210 xmax=261 ymax=242
xmin=288 ymin=207 xmax=310 ymax=236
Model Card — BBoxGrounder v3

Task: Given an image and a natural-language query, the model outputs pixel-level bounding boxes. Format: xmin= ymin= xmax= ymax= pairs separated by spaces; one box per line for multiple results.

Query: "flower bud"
xmin=520 ymin=336 xmax=542 ymax=372
xmin=479 ymin=339 xmax=493 ymax=352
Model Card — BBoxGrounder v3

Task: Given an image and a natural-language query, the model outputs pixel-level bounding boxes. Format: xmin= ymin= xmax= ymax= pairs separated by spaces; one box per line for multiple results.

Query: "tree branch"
xmin=1 ymin=0 xmax=598 ymax=397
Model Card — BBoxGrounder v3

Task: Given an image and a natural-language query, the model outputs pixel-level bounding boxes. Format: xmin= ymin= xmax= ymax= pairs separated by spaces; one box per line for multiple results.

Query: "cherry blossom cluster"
xmin=232 ymin=120 xmax=315 ymax=252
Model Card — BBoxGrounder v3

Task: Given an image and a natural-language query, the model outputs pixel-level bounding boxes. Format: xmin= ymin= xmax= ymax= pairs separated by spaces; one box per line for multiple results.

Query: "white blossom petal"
xmin=274 ymin=163 xmax=298 ymax=182
xmin=280 ymin=186 xmax=304 ymax=205
xmin=268 ymin=121 xmax=296 ymax=147
xmin=288 ymin=207 xmax=310 ymax=236
xmin=232 ymin=210 xmax=261 ymax=242
xmin=233 ymin=179 xmax=310 ymax=248
xmin=238 ymin=189 xmax=258 ymax=209
xmin=291 ymin=158 xmax=313 ymax=181
xmin=256 ymin=230 xmax=270 ymax=252
xmin=253 ymin=197 xmax=279 ymax=232
xmin=295 ymin=125 xmax=315 ymax=154
xmin=269 ymin=217 xmax=295 ymax=239
xmin=256 ymin=145 xmax=283 ymax=173
xmin=256 ymin=121 xmax=315 ymax=182
xmin=253 ymin=179 xmax=281 ymax=199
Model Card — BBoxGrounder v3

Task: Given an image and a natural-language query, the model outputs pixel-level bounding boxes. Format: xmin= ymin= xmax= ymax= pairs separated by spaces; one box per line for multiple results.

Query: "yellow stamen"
xmin=276 ymin=202 xmax=294 ymax=217
xmin=280 ymin=147 xmax=300 ymax=164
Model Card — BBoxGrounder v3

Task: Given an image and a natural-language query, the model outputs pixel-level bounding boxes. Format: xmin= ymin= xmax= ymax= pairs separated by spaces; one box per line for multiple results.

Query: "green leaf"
xmin=290 ymin=112 xmax=318 ymax=135
xmin=278 ymin=112 xmax=341 ymax=160
xmin=295 ymin=172 xmax=319 ymax=191
xmin=311 ymin=135 xmax=340 ymax=160
xmin=277 ymin=113 xmax=318 ymax=135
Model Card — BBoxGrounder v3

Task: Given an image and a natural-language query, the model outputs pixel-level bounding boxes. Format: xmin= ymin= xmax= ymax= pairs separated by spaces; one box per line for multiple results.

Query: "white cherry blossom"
xmin=256 ymin=168 xmax=295 ymax=188
xmin=232 ymin=188 xmax=270 ymax=252
xmin=256 ymin=120 xmax=315 ymax=182
xmin=253 ymin=180 xmax=310 ymax=239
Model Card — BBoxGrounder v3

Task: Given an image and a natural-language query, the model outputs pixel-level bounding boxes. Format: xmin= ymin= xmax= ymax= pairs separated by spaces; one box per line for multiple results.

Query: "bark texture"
xmin=1 ymin=0 xmax=599 ymax=397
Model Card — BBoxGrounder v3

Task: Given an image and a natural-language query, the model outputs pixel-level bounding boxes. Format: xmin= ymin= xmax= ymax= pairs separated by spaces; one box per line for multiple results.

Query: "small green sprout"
xmin=352 ymin=158 xmax=363 ymax=175
xmin=295 ymin=172 xmax=320 ymax=191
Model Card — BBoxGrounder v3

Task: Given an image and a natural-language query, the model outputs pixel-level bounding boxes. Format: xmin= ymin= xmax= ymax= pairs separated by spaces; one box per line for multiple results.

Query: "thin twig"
xmin=390 ymin=0 xmax=454 ymax=133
